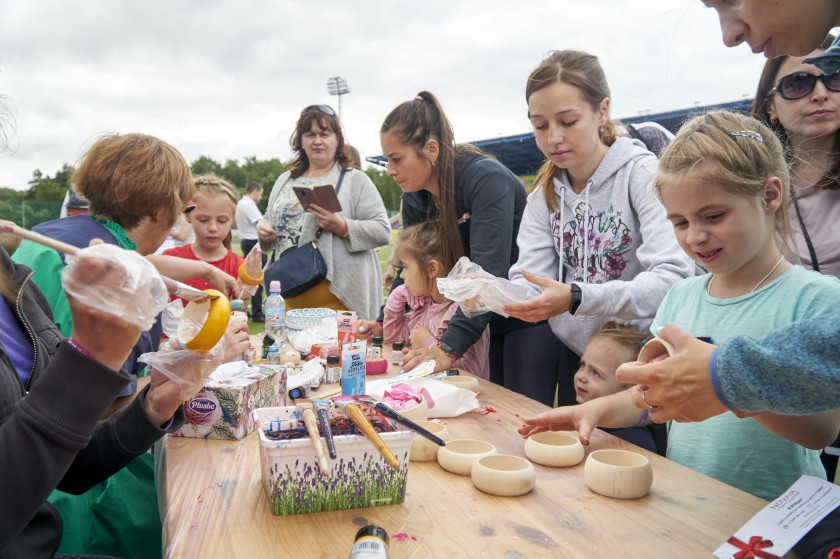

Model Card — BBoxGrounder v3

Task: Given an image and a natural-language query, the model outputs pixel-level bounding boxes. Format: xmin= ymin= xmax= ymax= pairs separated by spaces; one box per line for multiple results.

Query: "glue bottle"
xmin=348 ymin=525 xmax=389 ymax=559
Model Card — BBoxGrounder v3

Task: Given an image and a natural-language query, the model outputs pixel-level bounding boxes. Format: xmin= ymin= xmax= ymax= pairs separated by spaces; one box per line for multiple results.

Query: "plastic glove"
xmin=63 ymin=243 xmax=167 ymax=331
xmin=237 ymin=244 xmax=263 ymax=299
xmin=139 ymin=340 xmax=224 ymax=401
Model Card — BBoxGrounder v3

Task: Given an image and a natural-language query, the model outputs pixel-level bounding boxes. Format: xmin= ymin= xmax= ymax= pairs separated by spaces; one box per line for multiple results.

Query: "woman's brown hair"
xmin=73 ymin=133 xmax=194 ymax=230
xmin=526 ymin=50 xmax=621 ymax=211
xmin=287 ymin=107 xmax=353 ymax=179
xmin=751 ymin=33 xmax=839 ymax=190
xmin=381 ymin=91 xmax=477 ymax=267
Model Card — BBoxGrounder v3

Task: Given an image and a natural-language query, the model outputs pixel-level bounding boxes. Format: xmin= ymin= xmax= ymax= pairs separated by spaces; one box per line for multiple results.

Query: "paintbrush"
xmin=1 ymin=219 xmax=216 ymax=304
xmin=336 ymin=399 xmax=400 ymax=470
xmin=313 ymin=399 xmax=337 ymax=459
xmin=354 ymin=395 xmax=446 ymax=447
xmin=294 ymin=398 xmax=331 ymax=477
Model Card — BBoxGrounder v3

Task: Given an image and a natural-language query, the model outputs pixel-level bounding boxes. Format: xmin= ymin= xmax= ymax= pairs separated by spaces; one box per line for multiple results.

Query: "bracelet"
xmin=634 ymin=408 xmax=650 ymax=428
xmin=68 ymin=338 xmax=95 ymax=360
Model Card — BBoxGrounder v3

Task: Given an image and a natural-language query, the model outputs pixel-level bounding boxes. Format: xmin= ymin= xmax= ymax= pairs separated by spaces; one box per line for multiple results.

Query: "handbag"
xmin=264 ymin=170 xmax=346 ymax=298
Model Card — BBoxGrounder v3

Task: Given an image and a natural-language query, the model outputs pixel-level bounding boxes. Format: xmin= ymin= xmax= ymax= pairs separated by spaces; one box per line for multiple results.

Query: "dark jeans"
xmin=240 ymin=238 xmax=266 ymax=315
xmin=500 ymin=321 xmax=581 ymax=407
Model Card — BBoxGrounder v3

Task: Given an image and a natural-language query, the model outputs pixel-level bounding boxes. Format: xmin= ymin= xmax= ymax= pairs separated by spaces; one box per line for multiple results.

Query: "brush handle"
xmin=316 ymin=406 xmax=337 ymax=459
xmin=344 ymin=403 xmax=400 ymax=470
xmin=301 ymin=407 xmax=331 ymax=477
xmin=374 ymin=403 xmax=446 ymax=446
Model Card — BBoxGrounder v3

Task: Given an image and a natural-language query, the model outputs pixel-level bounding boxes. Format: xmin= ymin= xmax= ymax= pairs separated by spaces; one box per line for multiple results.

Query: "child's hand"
xmin=409 ymin=326 xmax=433 ymax=350
xmin=356 ymin=320 xmax=382 ymax=342
xmin=518 ymin=404 xmax=598 ymax=446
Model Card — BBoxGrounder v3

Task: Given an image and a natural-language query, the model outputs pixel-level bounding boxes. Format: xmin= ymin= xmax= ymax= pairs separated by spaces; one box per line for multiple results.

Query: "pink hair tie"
xmin=415 ymin=95 xmax=424 ymax=101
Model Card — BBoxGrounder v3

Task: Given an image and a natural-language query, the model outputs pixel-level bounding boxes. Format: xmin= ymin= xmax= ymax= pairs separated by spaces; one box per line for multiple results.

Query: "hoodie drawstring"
xmin=583 ymin=184 xmax=591 ymax=284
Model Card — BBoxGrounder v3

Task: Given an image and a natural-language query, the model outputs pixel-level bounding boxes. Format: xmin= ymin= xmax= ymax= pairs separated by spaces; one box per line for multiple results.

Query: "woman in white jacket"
xmin=502 ymin=50 xmax=694 ymax=406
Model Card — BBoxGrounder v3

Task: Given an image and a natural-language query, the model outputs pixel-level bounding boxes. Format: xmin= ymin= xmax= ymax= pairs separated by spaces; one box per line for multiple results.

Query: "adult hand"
xmin=221 ymin=318 xmax=250 ymax=363
xmin=307 ymin=204 xmax=348 ymax=237
xmin=143 ymin=353 xmax=221 ymax=426
xmin=399 ymin=345 xmax=455 ymax=374
xmin=616 ymin=324 xmax=728 ymax=423
xmin=356 ymin=320 xmax=382 ymax=342
xmin=257 ymin=220 xmax=277 ymax=243
xmin=201 ymin=264 xmax=240 ymax=299
xmin=68 ymin=295 xmax=143 ymax=373
xmin=502 ymin=269 xmax=571 ymax=323
xmin=518 ymin=405 xmax=597 ymax=446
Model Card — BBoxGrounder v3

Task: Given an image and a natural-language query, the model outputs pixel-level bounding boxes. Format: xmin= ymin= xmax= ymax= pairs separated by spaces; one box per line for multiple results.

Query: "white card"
xmin=714 ymin=475 xmax=840 ymax=558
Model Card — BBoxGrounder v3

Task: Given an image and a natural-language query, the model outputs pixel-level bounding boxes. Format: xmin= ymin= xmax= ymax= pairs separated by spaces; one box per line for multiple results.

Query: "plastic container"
xmin=253 ymin=404 xmax=413 ymax=515
xmin=264 ymin=281 xmax=286 ymax=341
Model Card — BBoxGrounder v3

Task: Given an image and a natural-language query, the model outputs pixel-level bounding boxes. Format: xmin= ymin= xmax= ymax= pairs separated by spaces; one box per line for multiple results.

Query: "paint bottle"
xmin=325 ymin=355 xmax=341 ymax=384
xmin=370 ymin=336 xmax=384 ymax=359
xmin=348 ymin=525 xmax=389 ymax=559
xmin=390 ymin=341 xmax=404 ymax=365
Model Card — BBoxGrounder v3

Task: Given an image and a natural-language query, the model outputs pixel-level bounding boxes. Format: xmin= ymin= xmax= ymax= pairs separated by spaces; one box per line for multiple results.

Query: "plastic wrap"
xmin=62 ymin=243 xmax=168 ymax=330
xmin=436 ymin=257 xmax=532 ymax=318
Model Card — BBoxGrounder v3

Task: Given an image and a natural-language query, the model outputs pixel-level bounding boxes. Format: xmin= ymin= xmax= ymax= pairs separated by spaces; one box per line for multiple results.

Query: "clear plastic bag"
xmin=138 ymin=299 xmax=226 ymax=400
xmin=237 ymin=244 xmax=263 ymax=299
xmin=62 ymin=243 xmax=168 ymax=331
xmin=436 ymin=257 xmax=532 ymax=318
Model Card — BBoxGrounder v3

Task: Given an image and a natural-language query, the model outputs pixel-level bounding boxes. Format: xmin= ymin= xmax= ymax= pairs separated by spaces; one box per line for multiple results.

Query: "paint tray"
xmin=253 ymin=404 xmax=413 ymax=515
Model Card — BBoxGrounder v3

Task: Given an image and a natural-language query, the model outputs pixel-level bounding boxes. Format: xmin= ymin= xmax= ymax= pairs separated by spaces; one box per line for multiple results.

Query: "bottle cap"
xmin=392 ymin=341 xmax=404 ymax=350
xmin=354 ymin=525 xmax=389 ymax=546
xmin=326 ymin=355 xmax=339 ymax=365
xmin=263 ymin=334 xmax=275 ymax=346
xmin=270 ymin=280 xmax=281 ymax=292
xmin=372 ymin=335 xmax=383 ymax=345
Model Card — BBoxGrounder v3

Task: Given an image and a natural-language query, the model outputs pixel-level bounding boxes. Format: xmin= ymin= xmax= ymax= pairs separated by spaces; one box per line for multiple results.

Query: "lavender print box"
xmin=253 ymin=405 xmax=413 ymax=515
xmin=173 ymin=365 xmax=288 ymax=440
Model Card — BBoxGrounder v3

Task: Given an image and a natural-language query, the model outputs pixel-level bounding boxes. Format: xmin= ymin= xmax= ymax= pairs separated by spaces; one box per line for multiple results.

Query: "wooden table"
xmin=158 ymin=363 xmax=767 ymax=558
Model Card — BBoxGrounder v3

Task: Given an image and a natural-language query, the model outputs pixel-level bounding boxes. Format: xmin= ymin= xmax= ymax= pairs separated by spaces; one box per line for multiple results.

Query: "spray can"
xmin=348 ymin=525 xmax=389 ymax=559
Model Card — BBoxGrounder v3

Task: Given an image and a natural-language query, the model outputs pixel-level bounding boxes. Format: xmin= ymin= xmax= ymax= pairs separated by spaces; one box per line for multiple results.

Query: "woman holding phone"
xmin=258 ymin=105 xmax=389 ymax=318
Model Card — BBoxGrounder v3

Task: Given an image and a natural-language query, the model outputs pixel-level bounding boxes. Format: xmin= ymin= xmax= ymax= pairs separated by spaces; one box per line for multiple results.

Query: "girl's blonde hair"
xmin=656 ymin=110 xmax=794 ymax=254
xmin=397 ymin=221 xmax=454 ymax=294
xmin=193 ymin=174 xmax=239 ymax=250
xmin=589 ymin=322 xmax=653 ymax=386
xmin=526 ymin=50 xmax=621 ymax=212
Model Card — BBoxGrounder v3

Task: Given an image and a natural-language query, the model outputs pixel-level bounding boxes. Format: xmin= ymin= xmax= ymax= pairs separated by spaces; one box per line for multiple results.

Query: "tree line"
xmin=0 ymin=155 xmax=402 ymax=228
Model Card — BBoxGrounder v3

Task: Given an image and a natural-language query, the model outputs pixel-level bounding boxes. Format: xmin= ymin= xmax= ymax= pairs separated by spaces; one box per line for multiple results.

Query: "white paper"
xmin=714 ymin=475 xmax=840 ymax=558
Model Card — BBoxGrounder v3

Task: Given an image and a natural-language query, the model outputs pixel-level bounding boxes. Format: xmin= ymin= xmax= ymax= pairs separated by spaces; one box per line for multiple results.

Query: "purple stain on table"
xmin=480 ymin=526 xmax=495 ymax=537
xmin=513 ymin=525 xmax=559 ymax=549
xmin=352 ymin=517 xmax=369 ymax=527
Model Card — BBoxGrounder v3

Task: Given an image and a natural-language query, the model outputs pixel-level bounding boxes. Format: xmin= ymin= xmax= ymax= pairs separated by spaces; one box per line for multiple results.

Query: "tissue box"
xmin=174 ymin=364 xmax=288 ymax=440
xmin=253 ymin=404 xmax=413 ymax=515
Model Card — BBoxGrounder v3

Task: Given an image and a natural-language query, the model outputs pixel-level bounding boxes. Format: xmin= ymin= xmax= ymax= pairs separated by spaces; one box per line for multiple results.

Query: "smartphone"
xmin=292 ymin=184 xmax=342 ymax=213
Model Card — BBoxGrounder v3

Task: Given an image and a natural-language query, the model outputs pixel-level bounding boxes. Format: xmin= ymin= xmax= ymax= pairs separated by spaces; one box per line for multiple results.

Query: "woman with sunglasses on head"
xmin=752 ymin=33 xmax=840 ymax=279
xmin=258 ymin=105 xmax=389 ymax=319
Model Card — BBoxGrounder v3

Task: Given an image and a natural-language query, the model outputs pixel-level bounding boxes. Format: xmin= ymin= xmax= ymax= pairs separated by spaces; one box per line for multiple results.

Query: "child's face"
xmin=659 ymin=179 xmax=780 ymax=282
xmin=188 ymin=194 xmax=234 ymax=252
xmin=574 ymin=337 xmax=630 ymax=404
xmin=702 ymin=0 xmax=839 ymax=58
xmin=398 ymin=249 xmax=431 ymax=298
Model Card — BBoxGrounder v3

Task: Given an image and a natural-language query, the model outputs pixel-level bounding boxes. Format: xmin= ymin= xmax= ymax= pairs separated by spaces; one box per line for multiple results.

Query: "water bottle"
xmin=264 ymin=280 xmax=285 ymax=342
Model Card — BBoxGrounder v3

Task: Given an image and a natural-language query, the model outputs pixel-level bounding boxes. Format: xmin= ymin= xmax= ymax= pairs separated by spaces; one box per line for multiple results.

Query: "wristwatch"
xmin=436 ymin=340 xmax=461 ymax=360
xmin=569 ymin=283 xmax=582 ymax=315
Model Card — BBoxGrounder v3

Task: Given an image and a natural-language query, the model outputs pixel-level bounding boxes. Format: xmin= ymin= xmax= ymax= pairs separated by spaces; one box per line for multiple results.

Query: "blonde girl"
xmin=383 ymin=221 xmax=490 ymax=379
xmin=520 ymin=111 xmax=840 ymax=500
xmin=163 ymin=174 xmax=243 ymax=299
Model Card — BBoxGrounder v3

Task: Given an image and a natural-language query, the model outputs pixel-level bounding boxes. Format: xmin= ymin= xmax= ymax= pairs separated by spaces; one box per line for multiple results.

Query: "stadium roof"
xmin=367 ymin=99 xmax=753 ymax=177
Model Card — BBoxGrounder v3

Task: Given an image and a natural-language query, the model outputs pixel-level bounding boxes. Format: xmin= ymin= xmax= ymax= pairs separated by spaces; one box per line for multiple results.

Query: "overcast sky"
xmin=0 ymin=0 xmax=767 ymax=191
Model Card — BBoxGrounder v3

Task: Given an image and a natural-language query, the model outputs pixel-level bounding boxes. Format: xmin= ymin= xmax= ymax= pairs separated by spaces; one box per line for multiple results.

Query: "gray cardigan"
xmin=262 ymin=164 xmax=390 ymax=319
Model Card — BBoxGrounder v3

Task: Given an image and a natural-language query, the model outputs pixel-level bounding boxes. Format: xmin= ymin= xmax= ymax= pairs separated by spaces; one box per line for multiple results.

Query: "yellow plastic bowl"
xmin=178 ymin=289 xmax=231 ymax=353
xmin=237 ymin=262 xmax=264 ymax=286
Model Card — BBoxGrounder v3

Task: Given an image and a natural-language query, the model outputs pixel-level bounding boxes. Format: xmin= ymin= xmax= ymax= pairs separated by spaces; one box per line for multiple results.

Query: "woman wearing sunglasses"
xmin=258 ymin=105 xmax=389 ymax=319
xmin=752 ymin=33 xmax=840 ymax=279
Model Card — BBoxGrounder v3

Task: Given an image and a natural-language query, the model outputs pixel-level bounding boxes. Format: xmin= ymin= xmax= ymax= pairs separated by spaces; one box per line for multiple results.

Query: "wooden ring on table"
xmin=178 ymin=289 xmax=231 ymax=353
xmin=237 ymin=262 xmax=264 ymax=286
xmin=641 ymin=391 xmax=659 ymax=410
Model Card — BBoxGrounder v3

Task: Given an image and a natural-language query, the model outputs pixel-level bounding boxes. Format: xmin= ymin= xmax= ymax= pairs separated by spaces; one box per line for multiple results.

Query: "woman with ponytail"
xmin=360 ymin=91 xmax=527 ymax=380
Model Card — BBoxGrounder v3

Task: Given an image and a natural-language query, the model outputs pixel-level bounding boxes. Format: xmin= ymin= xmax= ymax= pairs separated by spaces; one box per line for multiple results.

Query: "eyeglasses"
xmin=766 ymin=70 xmax=840 ymax=100
xmin=300 ymin=105 xmax=336 ymax=117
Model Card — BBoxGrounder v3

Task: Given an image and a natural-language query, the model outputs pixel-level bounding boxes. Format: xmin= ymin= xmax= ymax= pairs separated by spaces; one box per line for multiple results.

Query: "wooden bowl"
xmin=584 ymin=449 xmax=653 ymax=499
xmin=471 ymin=454 xmax=536 ymax=497
xmin=409 ymin=421 xmax=449 ymax=462
xmin=637 ymin=337 xmax=675 ymax=363
xmin=437 ymin=439 xmax=497 ymax=475
xmin=524 ymin=432 xmax=585 ymax=467
xmin=443 ymin=375 xmax=480 ymax=393
xmin=399 ymin=395 xmax=429 ymax=423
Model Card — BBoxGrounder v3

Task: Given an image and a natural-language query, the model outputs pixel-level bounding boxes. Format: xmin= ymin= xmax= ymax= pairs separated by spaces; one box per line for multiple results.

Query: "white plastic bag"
xmin=436 ymin=257 xmax=532 ymax=318
xmin=62 ymin=243 xmax=168 ymax=331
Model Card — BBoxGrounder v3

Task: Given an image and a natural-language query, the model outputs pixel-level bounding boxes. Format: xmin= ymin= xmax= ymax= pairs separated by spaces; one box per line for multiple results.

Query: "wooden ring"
xmin=178 ymin=289 xmax=231 ymax=353
xmin=237 ymin=262 xmax=264 ymax=286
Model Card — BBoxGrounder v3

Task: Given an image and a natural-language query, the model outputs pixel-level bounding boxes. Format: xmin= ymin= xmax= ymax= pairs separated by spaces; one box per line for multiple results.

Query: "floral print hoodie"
xmin=509 ymin=137 xmax=694 ymax=355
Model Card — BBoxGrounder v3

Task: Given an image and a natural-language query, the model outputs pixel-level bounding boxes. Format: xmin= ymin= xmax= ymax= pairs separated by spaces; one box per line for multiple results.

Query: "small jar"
xmin=370 ymin=336 xmax=384 ymax=359
xmin=390 ymin=341 xmax=404 ymax=365
xmin=348 ymin=525 xmax=389 ymax=559
xmin=325 ymin=355 xmax=341 ymax=384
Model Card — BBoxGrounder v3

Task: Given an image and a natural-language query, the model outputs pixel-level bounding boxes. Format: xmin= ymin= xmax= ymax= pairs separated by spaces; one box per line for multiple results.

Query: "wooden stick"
xmin=295 ymin=398 xmax=331 ymax=477
xmin=342 ymin=401 xmax=400 ymax=470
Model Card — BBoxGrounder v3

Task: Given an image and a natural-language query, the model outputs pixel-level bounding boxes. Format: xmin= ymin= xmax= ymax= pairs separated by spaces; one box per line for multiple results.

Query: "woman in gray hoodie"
xmin=502 ymin=50 xmax=694 ymax=406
